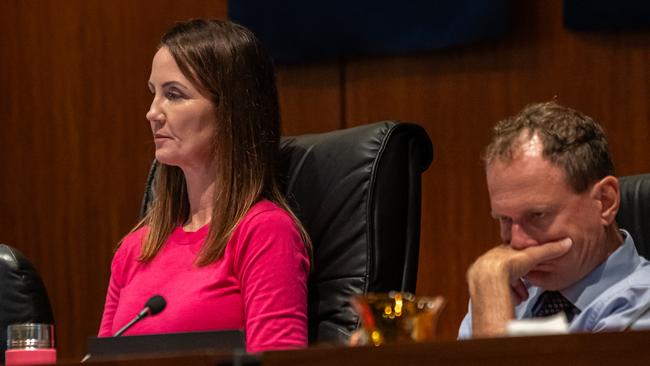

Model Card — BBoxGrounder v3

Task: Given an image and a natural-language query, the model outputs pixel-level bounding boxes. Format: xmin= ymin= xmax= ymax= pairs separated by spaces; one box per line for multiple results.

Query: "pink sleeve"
xmin=98 ymin=240 xmax=129 ymax=337
xmin=234 ymin=211 xmax=310 ymax=353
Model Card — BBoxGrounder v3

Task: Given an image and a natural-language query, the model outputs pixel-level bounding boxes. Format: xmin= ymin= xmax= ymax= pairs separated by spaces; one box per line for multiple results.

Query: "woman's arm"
xmin=234 ymin=208 xmax=310 ymax=352
xmin=97 ymin=231 xmax=138 ymax=337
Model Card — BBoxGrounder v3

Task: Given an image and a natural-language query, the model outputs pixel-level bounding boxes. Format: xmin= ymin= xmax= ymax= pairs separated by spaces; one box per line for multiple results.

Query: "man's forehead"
xmin=517 ymin=133 xmax=544 ymax=158
xmin=502 ymin=131 xmax=545 ymax=161
xmin=486 ymin=138 xmax=567 ymax=193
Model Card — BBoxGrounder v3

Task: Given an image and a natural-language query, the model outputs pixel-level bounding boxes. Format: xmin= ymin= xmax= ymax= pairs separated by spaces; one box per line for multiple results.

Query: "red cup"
xmin=5 ymin=324 xmax=56 ymax=366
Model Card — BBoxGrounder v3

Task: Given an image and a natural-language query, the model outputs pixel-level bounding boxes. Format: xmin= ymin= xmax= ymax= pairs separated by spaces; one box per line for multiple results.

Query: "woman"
xmin=99 ymin=19 xmax=311 ymax=353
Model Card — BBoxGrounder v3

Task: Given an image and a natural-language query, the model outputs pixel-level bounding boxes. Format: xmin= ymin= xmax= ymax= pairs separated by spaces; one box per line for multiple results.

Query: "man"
xmin=459 ymin=102 xmax=650 ymax=338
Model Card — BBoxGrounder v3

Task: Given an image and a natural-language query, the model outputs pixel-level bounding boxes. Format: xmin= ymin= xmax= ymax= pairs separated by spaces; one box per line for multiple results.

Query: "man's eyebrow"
xmin=523 ymin=205 xmax=553 ymax=214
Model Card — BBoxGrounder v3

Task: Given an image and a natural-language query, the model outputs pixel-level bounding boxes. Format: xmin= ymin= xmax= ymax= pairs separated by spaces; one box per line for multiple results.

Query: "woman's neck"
xmin=182 ymin=165 xmax=216 ymax=232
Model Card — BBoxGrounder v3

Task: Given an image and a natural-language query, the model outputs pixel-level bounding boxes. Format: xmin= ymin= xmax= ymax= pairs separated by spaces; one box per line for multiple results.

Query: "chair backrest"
xmin=279 ymin=121 xmax=432 ymax=343
xmin=139 ymin=121 xmax=433 ymax=344
xmin=0 ymin=244 xmax=55 ymax=363
xmin=617 ymin=173 xmax=650 ymax=259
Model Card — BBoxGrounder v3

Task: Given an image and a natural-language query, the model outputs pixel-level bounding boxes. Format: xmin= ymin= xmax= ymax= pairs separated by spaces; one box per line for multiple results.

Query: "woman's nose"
xmin=146 ymin=96 xmax=164 ymax=123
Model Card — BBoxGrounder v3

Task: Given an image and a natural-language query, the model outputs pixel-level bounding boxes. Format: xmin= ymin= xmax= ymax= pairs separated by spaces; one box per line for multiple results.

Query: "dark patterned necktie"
xmin=531 ymin=291 xmax=580 ymax=322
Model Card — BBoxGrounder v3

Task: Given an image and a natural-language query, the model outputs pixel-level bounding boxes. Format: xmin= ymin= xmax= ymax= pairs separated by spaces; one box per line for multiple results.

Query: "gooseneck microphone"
xmin=113 ymin=295 xmax=167 ymax=337
xmin=81 ymin=295 xmax=167 ymax=362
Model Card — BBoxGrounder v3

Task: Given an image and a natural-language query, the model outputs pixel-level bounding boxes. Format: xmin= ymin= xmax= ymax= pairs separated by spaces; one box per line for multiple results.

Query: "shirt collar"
xmin=561 ymin=230 xmax=640 ymax=311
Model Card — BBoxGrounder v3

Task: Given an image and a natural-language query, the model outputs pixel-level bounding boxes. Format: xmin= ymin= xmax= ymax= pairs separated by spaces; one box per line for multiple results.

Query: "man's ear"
xmin=592 ymin=176 xmax=620 ymax=225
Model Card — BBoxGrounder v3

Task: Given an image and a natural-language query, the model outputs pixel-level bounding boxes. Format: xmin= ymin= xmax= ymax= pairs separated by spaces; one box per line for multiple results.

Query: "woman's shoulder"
xmin=232 ymin=199 xmax=302 ymax=244
xmin=122 ymin=225 xmax=149 ymax=245
xmin=115 ymin=226 xmax=149 ymax=258
xmin=230 ymin=199 xmax=308 ymax=273
xmin=241 ymin=199 xmax=295 ymax=226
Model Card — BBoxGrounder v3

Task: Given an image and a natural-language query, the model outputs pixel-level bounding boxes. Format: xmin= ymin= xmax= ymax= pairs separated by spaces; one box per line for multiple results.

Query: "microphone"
xmin=81 ymin=295 xmax=167 ymax=362
xmin=113 ymin=295 xmax=167 ymax=337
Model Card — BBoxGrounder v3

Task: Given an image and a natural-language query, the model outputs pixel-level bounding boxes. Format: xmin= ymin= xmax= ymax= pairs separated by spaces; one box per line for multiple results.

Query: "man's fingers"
xmin=510 ymin=278 xmax=529 ymax=305
xmin=505 ymin=238 xmax=572 ymax=280
xmin=522 ymin=237 xmax=573 ymax=263
xmin=469 ymin=238 xmax=573 ymax=284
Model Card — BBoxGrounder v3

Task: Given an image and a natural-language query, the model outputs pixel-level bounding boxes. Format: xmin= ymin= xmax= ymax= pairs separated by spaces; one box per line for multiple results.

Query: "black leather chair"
xmin=617 ymin=173 xmax=650 ymax=259
xmin=140 ymin=121 xmax=433 ymax=344
xmin=0 ymin=244 xmax=55 ymax=363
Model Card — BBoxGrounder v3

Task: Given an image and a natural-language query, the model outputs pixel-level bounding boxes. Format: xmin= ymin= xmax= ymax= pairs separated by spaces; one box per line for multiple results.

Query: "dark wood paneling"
xmin=3 ymin=0 xmax=650 ymax=358
xmin=263 ymin=331 xmax=650 ymax=366
xmin=344 ymin=0 xmax=650 ymax=339
xmin=0 ymin=0 xmax=227 ymax=358
xmin=276 ymin=62 xmax=344 ymax=135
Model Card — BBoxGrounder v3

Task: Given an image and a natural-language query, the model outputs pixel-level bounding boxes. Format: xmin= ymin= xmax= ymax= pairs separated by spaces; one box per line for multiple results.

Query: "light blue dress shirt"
xmin=459 ymin=231 xmax=650 ymax=338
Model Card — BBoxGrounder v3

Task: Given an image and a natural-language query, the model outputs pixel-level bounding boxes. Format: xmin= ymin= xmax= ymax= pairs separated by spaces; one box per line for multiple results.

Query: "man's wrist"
xmin=467 ymin=256 xmax=515 ymax=337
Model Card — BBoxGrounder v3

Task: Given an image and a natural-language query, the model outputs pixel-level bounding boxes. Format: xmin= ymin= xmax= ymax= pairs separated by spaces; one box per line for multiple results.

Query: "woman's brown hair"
xmin=135 ymin=19 xmax=310 ymax=266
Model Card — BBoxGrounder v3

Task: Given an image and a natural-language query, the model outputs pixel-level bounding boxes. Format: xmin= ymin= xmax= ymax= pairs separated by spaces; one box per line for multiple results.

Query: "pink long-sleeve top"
xmin=98 ymin=200 xmax=310 ymax=353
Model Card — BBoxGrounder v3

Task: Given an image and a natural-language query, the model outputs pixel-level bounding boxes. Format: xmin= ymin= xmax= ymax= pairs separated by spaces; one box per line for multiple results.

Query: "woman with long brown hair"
xmin=99 ymin=19 xmax=310 ymax=352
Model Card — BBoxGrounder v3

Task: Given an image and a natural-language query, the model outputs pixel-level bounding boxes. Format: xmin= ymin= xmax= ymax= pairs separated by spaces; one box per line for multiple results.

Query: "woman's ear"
xmin=593 ymin=176 xmax=620 ymax=225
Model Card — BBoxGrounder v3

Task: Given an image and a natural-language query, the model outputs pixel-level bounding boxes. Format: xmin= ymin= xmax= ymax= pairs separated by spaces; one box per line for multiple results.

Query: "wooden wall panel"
xmin=344 ymin=0 xmax=650 ymax=339
xmin=2 ymin=0 xmax=650 ymax=359
xmin=0 ymin=0 xmax=227 ymax=359
xmin=276 ymin=62 xmax=344 ymax=135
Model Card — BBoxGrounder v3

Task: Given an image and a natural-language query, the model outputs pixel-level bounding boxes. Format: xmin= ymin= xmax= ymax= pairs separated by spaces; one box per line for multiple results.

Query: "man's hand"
xmin=467 ymin=238 xmax=572 ymax=337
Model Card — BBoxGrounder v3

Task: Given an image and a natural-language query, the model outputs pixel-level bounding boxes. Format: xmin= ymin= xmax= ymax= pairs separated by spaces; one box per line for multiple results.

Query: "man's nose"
xmin=509 ymin=223 xmax=539 ymax=250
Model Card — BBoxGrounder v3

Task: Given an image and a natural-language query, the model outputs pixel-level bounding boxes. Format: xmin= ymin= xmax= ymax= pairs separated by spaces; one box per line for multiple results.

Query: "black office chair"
xmin=617 ymin=173 xmax=650 ymax=259
xmin=140 ymin=121 xmax=433 ymax=344
xmin=0 ymin=244 xmax=55 ymax=363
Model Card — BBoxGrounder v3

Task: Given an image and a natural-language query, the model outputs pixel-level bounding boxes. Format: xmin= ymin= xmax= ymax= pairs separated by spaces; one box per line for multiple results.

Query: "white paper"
xmin=506 ymin=313 xmax=569 ymax=336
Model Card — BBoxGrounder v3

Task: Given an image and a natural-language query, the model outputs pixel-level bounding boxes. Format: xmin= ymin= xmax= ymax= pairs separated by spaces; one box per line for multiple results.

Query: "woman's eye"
xmin=164 ymin=88 xmax=186 ymax=101
xmin=166 ymin=91 xmax=182 ymax=100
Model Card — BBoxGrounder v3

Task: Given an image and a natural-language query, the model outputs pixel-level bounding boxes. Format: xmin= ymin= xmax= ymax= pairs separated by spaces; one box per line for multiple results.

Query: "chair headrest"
xmin=617 ymin=174 xmax=650 ymax=259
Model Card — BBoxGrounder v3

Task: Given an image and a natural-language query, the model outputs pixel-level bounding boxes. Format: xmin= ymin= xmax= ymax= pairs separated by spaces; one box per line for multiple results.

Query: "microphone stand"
xmin=113 ymin=307 xmax=151 ymax=337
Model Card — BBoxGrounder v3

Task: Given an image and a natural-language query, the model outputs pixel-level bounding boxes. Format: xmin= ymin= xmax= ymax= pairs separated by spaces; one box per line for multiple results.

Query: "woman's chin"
xmin=154 ymin=151 xmax=177 ymax=166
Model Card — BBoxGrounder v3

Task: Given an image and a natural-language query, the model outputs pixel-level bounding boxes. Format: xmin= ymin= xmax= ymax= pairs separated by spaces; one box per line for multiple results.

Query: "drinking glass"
xmin=350 ymin=292 xmax=446 ymax=346
xmin=5 ymin=323 xmax=56 ymax=365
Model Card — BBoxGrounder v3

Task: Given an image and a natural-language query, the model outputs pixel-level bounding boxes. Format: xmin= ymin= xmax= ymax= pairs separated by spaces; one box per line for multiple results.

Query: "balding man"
xmin=459 ymin=102 xmax=650 ymax=338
